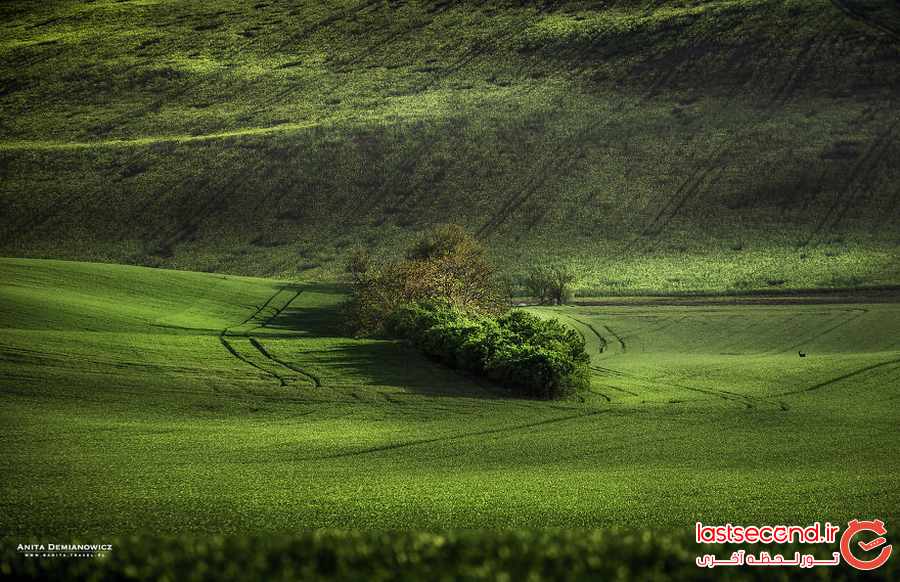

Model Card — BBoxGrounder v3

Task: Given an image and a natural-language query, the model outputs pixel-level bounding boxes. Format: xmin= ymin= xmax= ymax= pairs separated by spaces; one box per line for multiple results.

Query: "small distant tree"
xmin=345 ymin=225 xmax=506 ymax=336
xmin=346 ymin=246 xmax=372 ymax=286
xmin=524 ymin=264 xmax=577 ymax=305
xmin=405 ymin=224 xmax=472 ymax=261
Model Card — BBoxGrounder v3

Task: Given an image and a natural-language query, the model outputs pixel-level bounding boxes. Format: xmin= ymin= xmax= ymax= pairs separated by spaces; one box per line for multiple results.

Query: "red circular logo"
xmin=840 ymin=519 xmax=892 ymax=571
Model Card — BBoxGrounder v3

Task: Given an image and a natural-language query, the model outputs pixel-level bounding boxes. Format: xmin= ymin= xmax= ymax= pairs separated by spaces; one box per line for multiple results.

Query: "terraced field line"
xmin=593 ymin=355 xmax=783 ymax=410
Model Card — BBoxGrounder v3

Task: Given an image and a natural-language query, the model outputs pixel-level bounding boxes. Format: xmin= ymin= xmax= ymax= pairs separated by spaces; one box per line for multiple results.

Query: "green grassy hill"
xmin=1 ymin=0 xmax=899 ymax=292
xmin=2 ymin=258 xmax=898 ymax=532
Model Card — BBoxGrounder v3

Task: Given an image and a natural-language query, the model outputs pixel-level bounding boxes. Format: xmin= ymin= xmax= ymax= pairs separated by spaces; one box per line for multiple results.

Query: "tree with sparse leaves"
xmin=345 ymin=225 xmax=506 ymax=336
xmin=524 ymin=264 xmax=577 ymax=305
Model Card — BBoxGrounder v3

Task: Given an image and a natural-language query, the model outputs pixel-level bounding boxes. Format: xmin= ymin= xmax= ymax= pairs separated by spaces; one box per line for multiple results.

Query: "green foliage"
xmin=4 ymin=530 xmax=896 ymax=581
xmin=389 ymin=301 xmax=590 ymax=399
xmin=405 ymin=223 xmax=473 ymax=261
xmin=523 ymin=264 xmax=578 ymax=304
xmin=346 ymin=225 xmax=505 ymax=336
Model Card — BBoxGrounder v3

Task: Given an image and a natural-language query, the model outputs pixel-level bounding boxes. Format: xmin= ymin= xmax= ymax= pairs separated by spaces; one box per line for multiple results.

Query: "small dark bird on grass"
xmin=799 ymin=351 xmax=807 ymax=358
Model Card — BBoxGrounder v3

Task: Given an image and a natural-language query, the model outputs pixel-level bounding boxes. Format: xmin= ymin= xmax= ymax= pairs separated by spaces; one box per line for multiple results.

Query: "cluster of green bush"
xmin=388 ymin=301 xmax=590 ymax=400
xmin=344 ymin=225 xmax=588 ymax=399
xmin=4 ymin=530 xmax=890 ymax=581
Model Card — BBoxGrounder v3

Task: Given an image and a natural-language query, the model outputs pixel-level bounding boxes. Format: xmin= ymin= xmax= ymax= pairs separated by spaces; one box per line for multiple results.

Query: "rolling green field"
xmin=2 ymin=2 xmax=900 ymax=576
xmin=1 ymin=0 xmax=900 ymax=292
xmin=2 ymin=258 xmax=898 ymax=535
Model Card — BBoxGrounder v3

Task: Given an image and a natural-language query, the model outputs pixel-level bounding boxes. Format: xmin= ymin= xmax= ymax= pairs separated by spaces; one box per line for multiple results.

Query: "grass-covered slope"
xmin=1 ymin=0 xmax=899 ymax=291
xmin=1 ymin=259 xmax=898 ymax=533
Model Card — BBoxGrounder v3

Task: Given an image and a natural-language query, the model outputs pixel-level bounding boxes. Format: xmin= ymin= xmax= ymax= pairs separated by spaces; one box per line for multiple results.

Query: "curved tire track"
xmin=249 ymin=337 xmax=321 ymax=388
xmin=219 ymin=287 xmax=321 ymax=389
xmin=219 ymin=333 xmax=288 ymax=387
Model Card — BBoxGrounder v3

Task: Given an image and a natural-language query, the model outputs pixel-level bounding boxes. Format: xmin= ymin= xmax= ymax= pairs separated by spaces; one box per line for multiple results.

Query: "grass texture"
xmin=1 ymin=258 xmax=898 ymax=535
xmin=0 ymin=1 xmax=899 ymax=292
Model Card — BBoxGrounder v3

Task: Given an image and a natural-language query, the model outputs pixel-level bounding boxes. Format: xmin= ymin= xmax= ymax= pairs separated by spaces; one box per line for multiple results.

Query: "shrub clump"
xmin=344 ymin=224 xmax=507 ymax=336
xmin=388 ymin=301 xmax=589 ymax=400
xmin=523 ymin=264 xmax=578 ymax=305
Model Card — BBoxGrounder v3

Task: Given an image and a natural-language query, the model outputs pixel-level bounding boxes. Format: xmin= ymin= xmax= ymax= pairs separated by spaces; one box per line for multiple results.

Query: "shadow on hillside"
xmin=262 ymin=282 xmax=348 ymax=338
xmin=260 ymin=283 xmax=510 ymax=400
xmin=313 ymin=340 xmax=508 ymax=400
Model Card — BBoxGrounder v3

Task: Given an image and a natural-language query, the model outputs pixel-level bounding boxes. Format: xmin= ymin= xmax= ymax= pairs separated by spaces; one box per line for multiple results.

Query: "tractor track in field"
xmin=779 ymin=357 xmax=900 ymax=396
xmin=279 ymin=0 xmax=385 ymax=51
xmin=218 ymin=287 xmax=321 ymax=389
xmin=219 ymin=334 xmax=288 ymax=386
xmin=240 ymin=288 xmax=293 ymax=325
xmin=414 ymin=5 xmax=531 ymax=95
xmin=264 ymin=0 xmax=434 ymax=109
xmin=249 ymin=337 xmax=321 ymax=388
xmin=476 ymin=64 xmax=674 ymax=240
xmin=474 ymin=6 xmax=699 ymax=241
xmin=609 ymin=366 xmax=760 ymax=409
xmin=595 ymin=381 xmax=639 ymax=397
xmin=495 ymin=13 xmax=721 ymax=240
xmin=254 ymin=289 xmax=304 ymax=329
xmin=577 ymin=322 xmax=787 ymax=410
xmin=597 ymin=323 xmax=626 ymax=355
xmin=830 ymin=0 xmax=900 ymax=41
xmin=585 ymin=344 xmax=762 ymax=408
xmin=775 ymin=307 xmax=868 ymax=353
xmin=302 ymin=409 xmax=605 ymax=461
xmin=626 ymin=315 xmax=690 ymax=343
xmin=331 ymin=2 xmax=454 ymax=73
xmin=590 ymin=389 xmax=611 ymax=402
xmin=153 ymin=139 xmax=280 ymax=254
xmin=799 ymin=119 xmax=898 ymax=248
xmin=626 ymin=19 xmax=841 ymax=254
xmin=565 ymin=315 xmax=626 ymax=356
xmin=458 ymin=19 xmax=589 ymax=240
